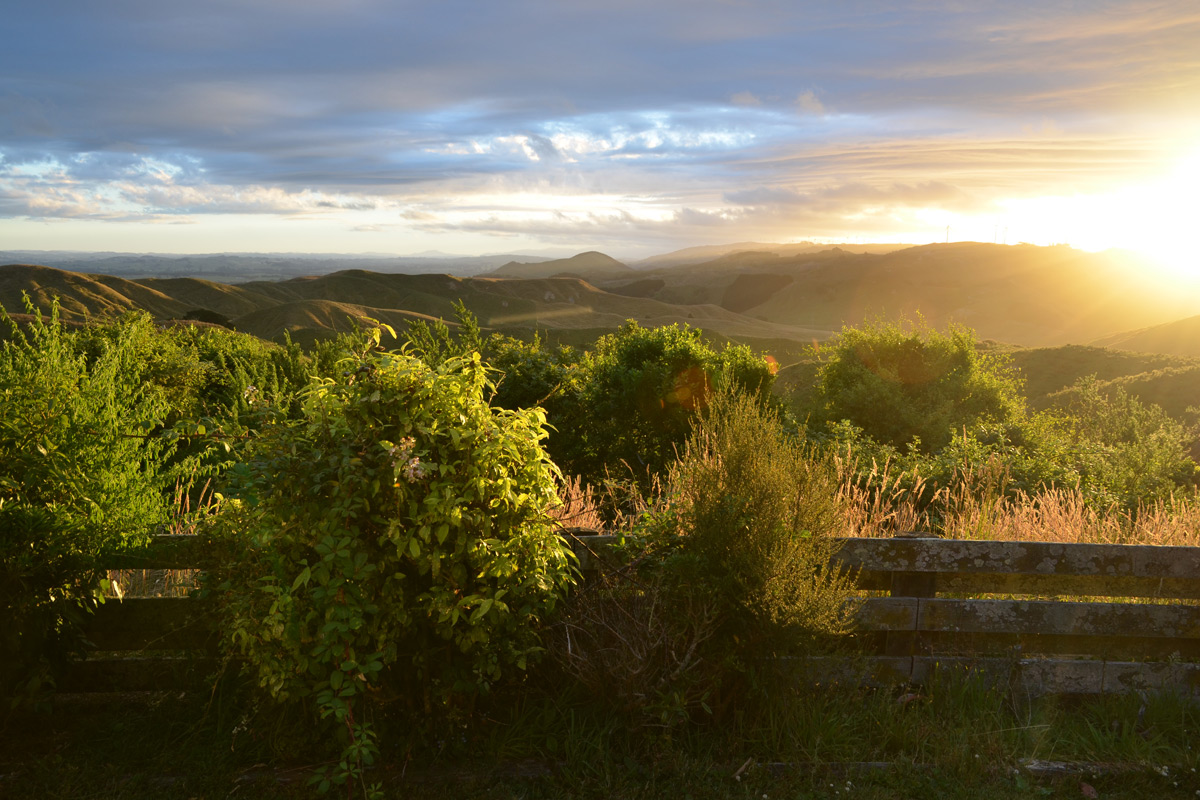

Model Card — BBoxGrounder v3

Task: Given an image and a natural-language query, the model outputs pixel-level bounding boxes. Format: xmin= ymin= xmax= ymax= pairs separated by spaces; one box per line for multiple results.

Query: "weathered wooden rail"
xmin=574 ymin=534 xmax=1200 ymax=696
xmin=72 ymin=534 xmax=1200 ymax=696
xmin=64 ymin=534 xmax=217 ymax=693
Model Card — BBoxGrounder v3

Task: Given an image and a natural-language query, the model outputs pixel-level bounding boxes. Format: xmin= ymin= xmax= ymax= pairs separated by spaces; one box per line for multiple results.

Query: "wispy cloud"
xmin=1 ymin=0 xmax=1197 ymax=254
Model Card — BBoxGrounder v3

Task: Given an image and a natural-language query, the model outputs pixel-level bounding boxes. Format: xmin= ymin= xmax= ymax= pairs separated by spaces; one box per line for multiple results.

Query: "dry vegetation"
xmin=835 ymin=451 xmax=1200 ymax=546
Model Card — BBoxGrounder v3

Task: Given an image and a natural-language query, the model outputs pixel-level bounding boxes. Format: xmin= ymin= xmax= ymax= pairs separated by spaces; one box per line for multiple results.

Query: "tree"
xmin=813 ymin=319 xmax=1024 ymax=452
xmin=574 ymin=321 xmax=777 ymax=487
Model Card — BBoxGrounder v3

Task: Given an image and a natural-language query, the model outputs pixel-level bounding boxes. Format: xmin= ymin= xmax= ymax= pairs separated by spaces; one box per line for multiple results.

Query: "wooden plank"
xmin=918 ymin=598 xmax=1200 ymax=639
xmin=807 ymin=656 xmax=1200 ymax=696
xmin=107 ymin=534 xmax=213 ymax=570
xmin=578 ymin=536 xmax=1200 ymax=597
xmin=912 ymin=630 xmax=1200 ymax=662
xmin=1101 ymin=661 xmax=1200 ymax=694
xmin=801 ymin=656 xmax=913 ymax=687
xmin=930 ymin=572 xmax=1200 ymax=600
xmin=854 ymin=597 xmax=918 ymax=631
xmin=834 ymin=538 xmax=1200 ymax=589
xmin=84 ymin=597 xmax=216 ymax=652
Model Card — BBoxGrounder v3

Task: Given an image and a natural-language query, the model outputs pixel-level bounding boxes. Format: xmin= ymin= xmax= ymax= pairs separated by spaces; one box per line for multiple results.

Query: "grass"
xmin=4 ymin=670 xmax=1199 ymax=798
xmin=834 ymin=451 xmax=1200 ymax=545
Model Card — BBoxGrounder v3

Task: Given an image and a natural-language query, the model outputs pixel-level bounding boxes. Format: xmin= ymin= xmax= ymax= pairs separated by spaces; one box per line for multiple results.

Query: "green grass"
xmin=6 ymin=670 xmax=1199 ymax=799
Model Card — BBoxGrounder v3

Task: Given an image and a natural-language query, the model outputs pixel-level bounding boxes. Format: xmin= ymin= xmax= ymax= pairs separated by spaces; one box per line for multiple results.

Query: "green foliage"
xmin=573 ymin=321 xmax=778 ymax=486
xmin=668 ymin=388 xmax=857 ymax=651
xmin=402 ymin=299 xmax=482 ymax=367
xmin=210 ymin=332 xmax=573 ymax=792
xmin=1062 ymin=376 xmax=1198 ymax=507
xmin=0 ymin=300 xmax=178 ymax=700
xmin=554 ymin=389 xmax=856 ymax=728
xmin=486 ymin=333 xmax=588 ymax=472
xmin=814 ymin=319 xmax=1025 ymax=452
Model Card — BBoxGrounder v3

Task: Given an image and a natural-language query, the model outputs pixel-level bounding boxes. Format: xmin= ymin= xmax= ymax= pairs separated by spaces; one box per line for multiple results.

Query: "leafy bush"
xmin=574 ymin=321 xmax=777 ymax=487
xmin=210 ymin=330 xmax=574 ymax=792
xmin=1062 ymin=376 xmax=1198 ymax=507
xmin=0 ymin=302 xmax=178 ymax=699
xmin=813 ymin=319 xmax=1024 ymax=452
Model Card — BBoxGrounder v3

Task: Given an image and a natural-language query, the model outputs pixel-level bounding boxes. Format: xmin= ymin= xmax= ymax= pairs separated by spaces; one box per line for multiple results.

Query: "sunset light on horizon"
xmin=3 ymin=2 xmax=1198 ymax=269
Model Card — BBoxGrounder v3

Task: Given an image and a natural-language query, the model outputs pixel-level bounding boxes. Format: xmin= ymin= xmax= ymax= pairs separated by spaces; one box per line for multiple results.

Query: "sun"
xmin=995 ymin=148 xmax=1200 ymax=284
xmin=1130 ymin=149 xmax=1200 ymax=282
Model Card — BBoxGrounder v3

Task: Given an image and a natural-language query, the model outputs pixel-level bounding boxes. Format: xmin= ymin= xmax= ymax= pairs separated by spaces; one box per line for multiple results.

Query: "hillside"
xmin=1090 ymin=314 xmax=1200 ymax=358
xmin=5 ymin=242 xmax=1198 ymax=371
xmin=0 ymin=262 xmax=828 ymax=358
xmin=488 ymin=251 xmax=634 ymax=280
xmin=598 ymin=243 xmax=1200 ymax=347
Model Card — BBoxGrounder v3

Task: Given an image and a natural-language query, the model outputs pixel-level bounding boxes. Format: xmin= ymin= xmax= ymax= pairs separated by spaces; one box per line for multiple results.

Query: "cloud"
xmin=794 ymin=90 xmax=825 ymax=115
xmin=1 ymin=1 xmax=1197 ymax=253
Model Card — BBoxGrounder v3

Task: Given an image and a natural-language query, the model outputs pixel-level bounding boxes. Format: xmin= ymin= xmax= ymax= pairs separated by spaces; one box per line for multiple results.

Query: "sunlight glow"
xmin=997 ymin=148 xmax=1200 ymax=282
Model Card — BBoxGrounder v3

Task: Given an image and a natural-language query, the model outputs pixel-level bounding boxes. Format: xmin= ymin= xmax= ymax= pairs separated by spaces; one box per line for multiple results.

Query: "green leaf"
xmin=291 ymin=566 xmax=312 ymax=591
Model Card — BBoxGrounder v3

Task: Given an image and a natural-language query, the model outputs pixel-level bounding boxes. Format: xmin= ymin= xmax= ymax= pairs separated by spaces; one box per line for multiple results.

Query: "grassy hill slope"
xmin=1091 ymin=314 xmax=1200 ymax=358
xmin=602 ymin=243 xmax=1200 ymax=347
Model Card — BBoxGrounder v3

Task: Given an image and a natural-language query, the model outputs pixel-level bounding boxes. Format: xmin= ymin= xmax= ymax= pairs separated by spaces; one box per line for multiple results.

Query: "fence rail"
xmin=72 ymin=533 xmax=1200 ymax=696
xmin=573 ymin=533 xmax=1200 ymax=696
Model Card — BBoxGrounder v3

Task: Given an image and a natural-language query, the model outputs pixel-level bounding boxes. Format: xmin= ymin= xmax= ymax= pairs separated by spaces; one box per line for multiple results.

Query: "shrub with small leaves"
xmin=210 ymin=330 xmax=573 ymax=794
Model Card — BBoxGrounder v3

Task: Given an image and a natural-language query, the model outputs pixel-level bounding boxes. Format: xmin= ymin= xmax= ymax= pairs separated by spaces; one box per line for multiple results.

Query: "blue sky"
xmin=2 ymin=1 xmax=1199 ymax=263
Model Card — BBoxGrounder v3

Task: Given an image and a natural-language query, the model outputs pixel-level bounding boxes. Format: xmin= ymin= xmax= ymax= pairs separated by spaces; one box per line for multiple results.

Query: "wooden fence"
xmin=71 ymin=533 xmax=1200 ymax=696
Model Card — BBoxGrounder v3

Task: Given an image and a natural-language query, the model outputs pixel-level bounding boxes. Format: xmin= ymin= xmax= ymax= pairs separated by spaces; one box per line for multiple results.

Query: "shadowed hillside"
xmin=0 ymin=262 xmax=829 ymax=357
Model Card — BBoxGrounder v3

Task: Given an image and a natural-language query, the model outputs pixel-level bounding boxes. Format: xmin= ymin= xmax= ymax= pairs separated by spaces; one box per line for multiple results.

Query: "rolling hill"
xmin=1090 ymin=314 xmax=1200 ymax=359
xmin=0 ymin=262 xmax=829 ymax=357
xmin=596 ymin=243 xmax=1200 ymax=347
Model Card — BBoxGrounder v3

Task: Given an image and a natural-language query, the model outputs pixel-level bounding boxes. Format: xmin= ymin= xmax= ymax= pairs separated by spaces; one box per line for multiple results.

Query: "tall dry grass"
xmin=833 ymin=449 xmax=1200 ymax=545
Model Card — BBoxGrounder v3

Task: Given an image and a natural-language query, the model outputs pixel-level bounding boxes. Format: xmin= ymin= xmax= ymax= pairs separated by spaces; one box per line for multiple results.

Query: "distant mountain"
xmin=632 ymin=241 xmax=909 ymax=270
xmin=0 ymin=251 xmax=556 ymax=282
xmin=0 ymin=263 xmax=828 ymax=357
xmin=1090 ymin=314 xmax=1200 ymax=359
xmin=488 ymin=251 xmax=634 ymax=280
xmin=5 ymin=241 xmax=1198 ymax=359
xmin=600 ymin=243 xmax=1200 ymax=348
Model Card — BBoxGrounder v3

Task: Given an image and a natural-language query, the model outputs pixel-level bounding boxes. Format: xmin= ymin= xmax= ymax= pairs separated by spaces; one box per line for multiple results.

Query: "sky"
xmin=2 ymin=1 xmax=1199 ymax=270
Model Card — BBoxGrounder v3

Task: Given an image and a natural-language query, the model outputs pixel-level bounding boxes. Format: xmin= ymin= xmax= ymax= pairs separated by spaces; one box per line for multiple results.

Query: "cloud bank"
xmin=2 ymin=0 xmax=1198 ymax=254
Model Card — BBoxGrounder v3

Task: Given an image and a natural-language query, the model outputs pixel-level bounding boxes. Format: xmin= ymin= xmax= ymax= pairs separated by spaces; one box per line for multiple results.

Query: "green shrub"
xmin=0 ymin=302 xmax=178 ymax=700
xmin=553 ymin=388 xmax=856 ymax=728
xmin=814 ymin=319 xmax=1024 ymax=452
xmin=1062 ymin=376 xmax=1198 ymax=508
xmin=210 ymin=330 xmax=573 ymax=793
xmin=575 ymin=321 xmax=777 ymax=487
xmin=669 ymin=388 xmax=857 ymax=651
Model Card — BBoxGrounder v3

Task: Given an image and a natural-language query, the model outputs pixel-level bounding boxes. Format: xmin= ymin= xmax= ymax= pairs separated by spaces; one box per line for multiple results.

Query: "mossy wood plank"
xmin=912 ymin=630 xmax=1200 ymax=661
xmin=833 ymin=538 xmax=1200 ymax=584
xmin=853 ymin=570 xmax=1200 ymax=599
xmin=853 ymin=597 xmax=918 ymax=630
xmin=84 ymin=597 xmax=216 ymax=652
xmin=918 ymin=598 xmax=1200 ymax=639
xmin=909 ymin=657 xmax=1106 ymax=695
xmin=812 ymin=656 xmax=1200 ymax=695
